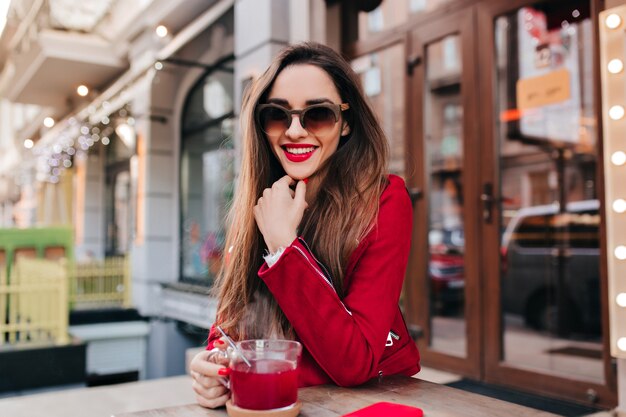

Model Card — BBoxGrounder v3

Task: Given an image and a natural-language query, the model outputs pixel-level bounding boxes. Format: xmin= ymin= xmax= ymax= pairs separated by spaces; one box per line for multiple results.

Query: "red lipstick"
xmin=282 ymin=144 xmax=317 ymax=163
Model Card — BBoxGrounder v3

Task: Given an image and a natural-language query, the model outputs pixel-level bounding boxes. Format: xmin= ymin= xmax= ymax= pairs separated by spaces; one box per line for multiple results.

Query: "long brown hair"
xmin=214 ymin=42 xmax=389 ymax=339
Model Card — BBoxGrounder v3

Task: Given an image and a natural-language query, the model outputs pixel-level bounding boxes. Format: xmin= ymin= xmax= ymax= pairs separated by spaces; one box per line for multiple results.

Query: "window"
xmin=179 ymin=60 xmax=235 ymax=284
xmin=105 ymin=130 xmax=133 ymax=257
xmin=357 ymin=0 xmax=452 ymax=41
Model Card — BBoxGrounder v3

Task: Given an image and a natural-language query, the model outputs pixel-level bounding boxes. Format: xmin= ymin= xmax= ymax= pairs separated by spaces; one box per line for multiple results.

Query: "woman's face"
xmin=262 ymin=64 xmax=349 ymax=180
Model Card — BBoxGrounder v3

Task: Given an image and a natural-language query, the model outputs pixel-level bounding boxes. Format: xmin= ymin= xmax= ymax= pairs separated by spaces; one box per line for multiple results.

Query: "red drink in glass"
xmin=230 ymin=358 xmax=298 ymax=410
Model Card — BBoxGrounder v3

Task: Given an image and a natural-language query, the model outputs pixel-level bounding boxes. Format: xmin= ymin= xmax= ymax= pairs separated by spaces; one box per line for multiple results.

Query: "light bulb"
xmin=609 ymin=105 xmax=625 ymax=120
xmin=617 ymin=293 xmax=626 ymax=307
xmin=156 ymin=25 xmax=168 ymax=38
xmin=43 ymin=117 xmax=55 ymax=128
xmin=614 ymin=199 xmax=626 ymax=213
xmin=608 ymin=59 xmax=624 ymax=74
xmin=77 ymin=85 xmax=89 ymax=96
xmin=615 ymin=245 xmax=626 ymax=260
xmin=606 ymin=13 xmax=622 ymax=29
xmin=612 ymin=151 xmax=626 ymax=166
xmin=618 ymin=337 xmax=626 ymax=351
xmin=23 ymin=139 xmax=34 ymax=149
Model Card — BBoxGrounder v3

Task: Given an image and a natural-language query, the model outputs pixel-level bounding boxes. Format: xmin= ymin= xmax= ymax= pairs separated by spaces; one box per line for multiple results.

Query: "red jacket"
xmin=207 ymin=174 xmax=420 ymax=387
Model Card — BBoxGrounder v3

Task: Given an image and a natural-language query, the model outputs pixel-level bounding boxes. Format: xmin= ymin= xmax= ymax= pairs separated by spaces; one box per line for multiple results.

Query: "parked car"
xmin=501 ymin=200 xmax=601 ymax=336
xmin=429 ymin=228 xmax=465 ymax=315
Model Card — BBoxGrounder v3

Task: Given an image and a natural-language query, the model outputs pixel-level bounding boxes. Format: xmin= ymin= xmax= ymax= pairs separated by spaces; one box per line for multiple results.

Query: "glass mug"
xmin=210 ymin=339 xmax=302 ymax=411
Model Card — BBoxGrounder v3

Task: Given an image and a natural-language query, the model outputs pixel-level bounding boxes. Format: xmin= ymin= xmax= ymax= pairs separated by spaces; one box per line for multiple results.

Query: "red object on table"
xmin=342 ymin=402 xmax=424 ymax=417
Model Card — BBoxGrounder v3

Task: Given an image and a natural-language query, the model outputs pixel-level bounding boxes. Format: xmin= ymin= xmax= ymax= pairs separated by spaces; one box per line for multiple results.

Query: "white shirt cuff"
xmin=263 ymin=246 xmax=286 ymax=267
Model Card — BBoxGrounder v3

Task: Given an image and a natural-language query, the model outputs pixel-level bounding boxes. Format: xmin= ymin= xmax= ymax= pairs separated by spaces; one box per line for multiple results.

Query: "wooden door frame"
xmin=476 ymin=0 xmax=616 ymax=407
xmin=404 ymin=6 xmax=483 ymax=379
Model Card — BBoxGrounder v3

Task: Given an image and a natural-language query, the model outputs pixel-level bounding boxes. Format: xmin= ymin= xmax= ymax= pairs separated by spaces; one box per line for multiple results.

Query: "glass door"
xmin=405 ymin=8 xmax=482 ymax=377
xmin=479 ymin=0 xmax=616 ymax=406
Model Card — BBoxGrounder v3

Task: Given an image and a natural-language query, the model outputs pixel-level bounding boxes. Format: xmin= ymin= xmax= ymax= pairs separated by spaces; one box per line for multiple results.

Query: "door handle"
xmin=408 ymin=187 xmax=422 ymax=206
xmin=407 ymin=55 xmax=423 ymax=76
xmin=481 ymin=183 xmax=494 ymax=223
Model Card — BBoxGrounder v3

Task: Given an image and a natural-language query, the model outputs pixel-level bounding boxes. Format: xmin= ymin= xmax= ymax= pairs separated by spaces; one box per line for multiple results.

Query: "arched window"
xmin=179 ymin=59 xmax=235 ymax=284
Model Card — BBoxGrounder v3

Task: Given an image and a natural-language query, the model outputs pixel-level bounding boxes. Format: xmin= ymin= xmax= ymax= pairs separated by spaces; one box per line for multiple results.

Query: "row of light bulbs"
xmin=603 ymin=11 xmax=626 ymax=353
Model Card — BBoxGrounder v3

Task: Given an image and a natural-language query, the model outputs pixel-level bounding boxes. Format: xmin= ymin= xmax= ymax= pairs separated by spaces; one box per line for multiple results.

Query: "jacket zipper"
xmin=292 ymin=245 xmax=335 ymax=290
xmin=386 ymin=330 xmax=400 ymax=346
xmin=291 ymin=244 xmax=352 ymax=315
xmin=298 ymin=238 xmax=334 ymax=285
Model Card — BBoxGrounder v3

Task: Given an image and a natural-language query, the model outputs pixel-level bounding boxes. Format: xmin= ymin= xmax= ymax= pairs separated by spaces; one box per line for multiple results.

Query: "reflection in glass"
xmin=180 ymin=65 xmax=235 ymax=284
xmin=424 ymin=34 xmax=466 ymax=358
xmin=495 ymin=0 xmax=603 ymax=383
xmin=357 ymin=0 xmax=452 ymax=41
xmin=352 ymin=44 xmax=406 ymax=176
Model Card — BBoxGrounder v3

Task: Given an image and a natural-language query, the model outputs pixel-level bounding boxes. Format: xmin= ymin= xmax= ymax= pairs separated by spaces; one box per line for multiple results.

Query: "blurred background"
xmin=0 ymin=0 xmax=625 ymax=415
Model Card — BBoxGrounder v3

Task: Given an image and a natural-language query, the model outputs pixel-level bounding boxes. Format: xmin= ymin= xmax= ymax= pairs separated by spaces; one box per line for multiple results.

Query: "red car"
xmin=429 ymin=243 xmax=465 ymax=315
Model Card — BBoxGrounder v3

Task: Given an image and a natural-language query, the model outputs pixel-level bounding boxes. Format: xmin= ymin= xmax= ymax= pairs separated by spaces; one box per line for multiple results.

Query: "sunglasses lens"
xmin=259 ymin=106 xmax=289 ymax=134
xmin=303 ymin=106 xmax=337 ymax=134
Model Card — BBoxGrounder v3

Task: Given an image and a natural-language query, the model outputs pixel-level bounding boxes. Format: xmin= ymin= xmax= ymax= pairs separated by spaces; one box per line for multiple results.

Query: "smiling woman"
xmin=258 ymin=64 xmax=351 ymax=181
xmin=189 ymin=42 xmax=420 ymax=410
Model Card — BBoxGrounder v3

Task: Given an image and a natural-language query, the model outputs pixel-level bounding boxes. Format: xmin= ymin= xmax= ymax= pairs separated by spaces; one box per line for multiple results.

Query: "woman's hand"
xmin=190 ymin=339 xmax=230 ymax=408
xmin=254 ymin=175 xmax=308 ymax=253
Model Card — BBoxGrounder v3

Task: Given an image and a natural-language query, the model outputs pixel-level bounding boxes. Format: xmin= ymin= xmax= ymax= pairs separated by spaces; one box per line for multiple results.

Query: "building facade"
xmin=1 ymin=0 xmax=626 ymax=412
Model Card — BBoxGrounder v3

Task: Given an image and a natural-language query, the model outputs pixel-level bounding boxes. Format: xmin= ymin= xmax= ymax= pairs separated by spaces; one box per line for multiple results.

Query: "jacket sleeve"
xmin=258 ymin=178 xmax=413 ymax=386
xmin=206 ymin=324 xmax=219 ymax=350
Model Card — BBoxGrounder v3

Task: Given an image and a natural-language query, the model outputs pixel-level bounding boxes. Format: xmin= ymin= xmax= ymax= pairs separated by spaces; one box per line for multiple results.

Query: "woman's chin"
xmin=283 ymin=169 xmax=313 ymax=181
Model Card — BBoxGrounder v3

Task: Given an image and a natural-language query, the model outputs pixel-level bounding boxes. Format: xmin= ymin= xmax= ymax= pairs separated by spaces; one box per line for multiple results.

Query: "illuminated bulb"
xmin=613 ymin=151 xmax=626 ymax=166
xmin=616 ymin=245 xmax=626 ymax=260
xmin=43 ymin=117 xmax=55 ymax=128
xmin=101 ymin=137 xmax=110 ymax=145
xmin=155 ymin=25 xmax=168 ymax=38
xmin=77 ymin=85 xmax=89 ymax=96
xmin=617 ymin=293 xmax=626 ymax=307
xmin=572 ymin=9 xmax=580 ymax=18
xmin=619 ymin=337 xmax=626 ymax=351
xmin=23 ymin=139 xmax=34 ymax=149
xmin=116 ymin=123 xmax=136 ymax=149
xmin=154 ymin=61 xmax=163 ymax=71
xmin=608 ymin=59 xmax=624 ymax=74
xmin=606 ymin=13 xmax=622 ymax=29
xmin=609 ymin=105 xmax=625 ymax=120
xmin=614 ymin=199 xmax=626 ymax=213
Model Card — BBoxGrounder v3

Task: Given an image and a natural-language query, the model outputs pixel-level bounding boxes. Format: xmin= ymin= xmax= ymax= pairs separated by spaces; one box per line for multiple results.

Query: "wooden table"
xmin=114 ymin=376 xmax=559 ymax=417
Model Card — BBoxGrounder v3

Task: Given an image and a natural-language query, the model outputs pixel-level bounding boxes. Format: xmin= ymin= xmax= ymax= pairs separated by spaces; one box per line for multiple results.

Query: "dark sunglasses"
xmin=256 ymin=102 xmax=350 ymax=136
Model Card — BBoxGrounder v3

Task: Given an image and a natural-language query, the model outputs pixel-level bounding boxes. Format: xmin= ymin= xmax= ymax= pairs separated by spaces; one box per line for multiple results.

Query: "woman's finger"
xmin=193 ymin=372 xmax=222 ymax=389
xmin=191 ymin=349 xmax=228 ymax=376
xmin=192 ymin=379 xmax=227 ymax=398
xmin=195 ymin=388 xmax=230 ymax=409
xmin=275 ymin=175 xmax=295 ymax=189
xmin=294 ymin=180 xmax=308 ymax=210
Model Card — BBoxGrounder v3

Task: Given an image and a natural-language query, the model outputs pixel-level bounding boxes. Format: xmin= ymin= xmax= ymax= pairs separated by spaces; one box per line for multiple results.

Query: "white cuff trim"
xmin=263 ymin=246 xmax=286 ymax=267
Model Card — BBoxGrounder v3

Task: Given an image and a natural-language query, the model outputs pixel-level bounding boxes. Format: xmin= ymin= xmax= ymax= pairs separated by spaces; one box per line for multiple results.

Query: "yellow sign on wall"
xmin=516 ymin=68 xmax=571 ymax=110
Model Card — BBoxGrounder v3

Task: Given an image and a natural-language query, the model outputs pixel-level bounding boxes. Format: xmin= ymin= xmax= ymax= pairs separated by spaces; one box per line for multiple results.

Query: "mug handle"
xmin=206 ymin=347 xmax=231 ymax=389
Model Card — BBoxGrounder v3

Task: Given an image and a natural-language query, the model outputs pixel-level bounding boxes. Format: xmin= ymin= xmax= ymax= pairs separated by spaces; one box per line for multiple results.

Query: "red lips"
xmin=282 ymin=144 xmax=317 ymax=163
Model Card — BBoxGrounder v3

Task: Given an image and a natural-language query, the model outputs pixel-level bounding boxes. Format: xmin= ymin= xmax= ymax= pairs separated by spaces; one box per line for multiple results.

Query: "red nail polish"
xmin=214 ymin=339 xmax=224 ymax=345
xmin=218 ymin=368 xmax=231 ymax=376
xmin=302 ymin=178 xmax=309 ymax=184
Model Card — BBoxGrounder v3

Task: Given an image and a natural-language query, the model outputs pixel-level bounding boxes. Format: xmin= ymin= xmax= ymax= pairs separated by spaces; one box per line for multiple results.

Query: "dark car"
xmin=501 ymin=200 xmax=601 ymax=335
